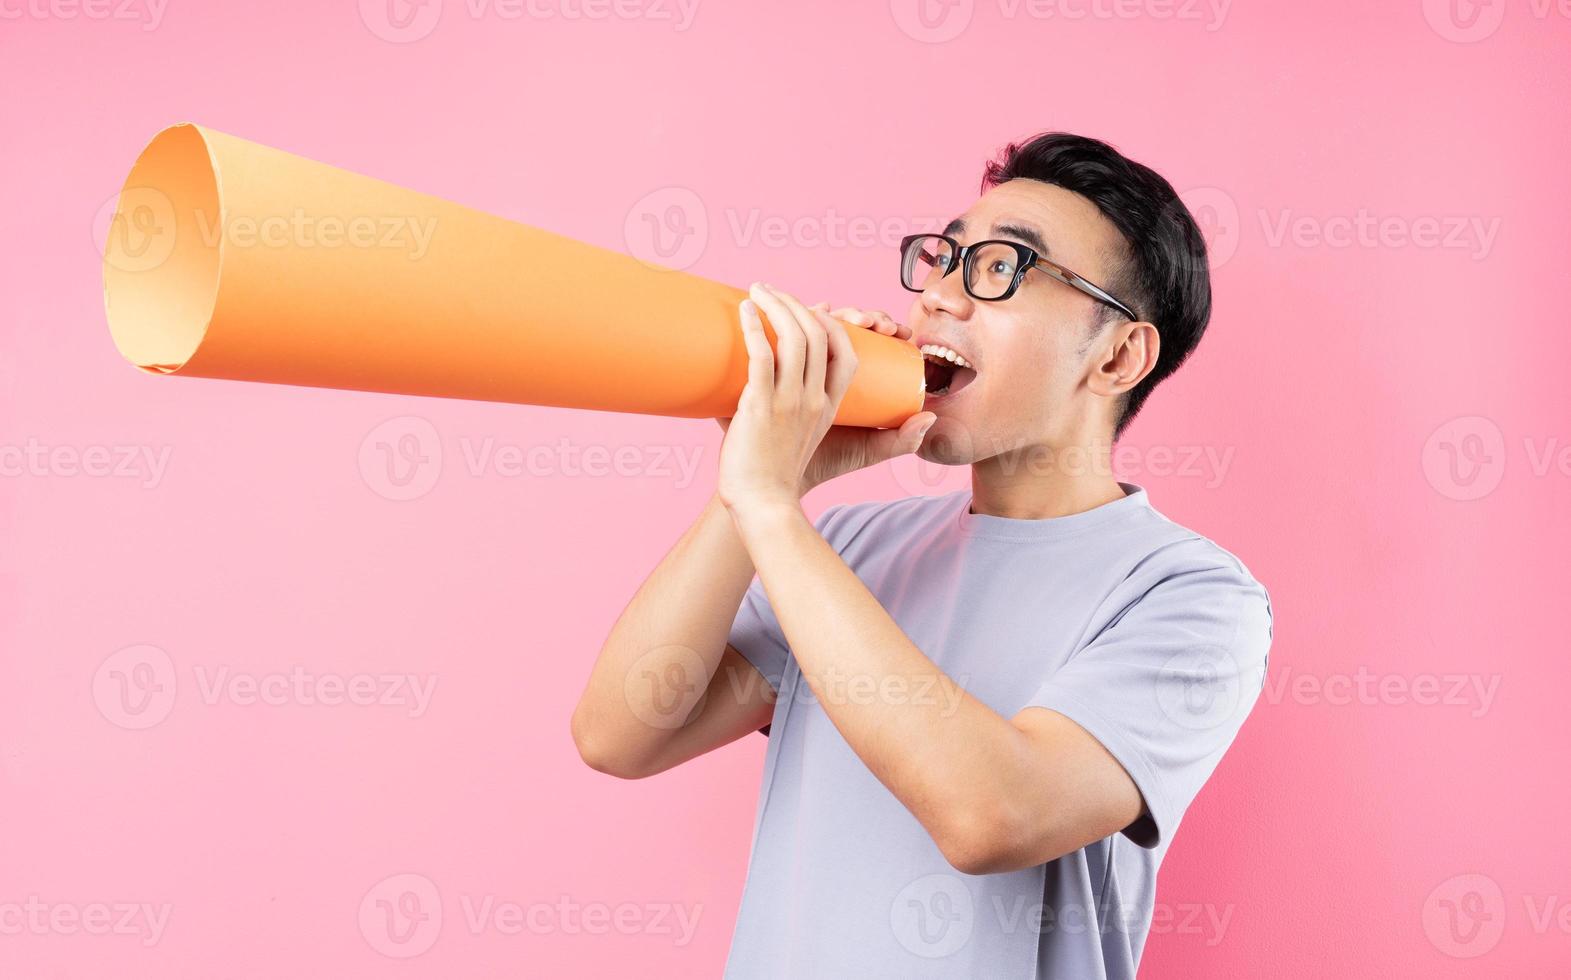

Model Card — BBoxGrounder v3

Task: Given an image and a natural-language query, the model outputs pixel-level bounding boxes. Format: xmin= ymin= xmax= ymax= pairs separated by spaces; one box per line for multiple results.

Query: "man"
xmin=571 ymin=132 xmax=1272 ymax=978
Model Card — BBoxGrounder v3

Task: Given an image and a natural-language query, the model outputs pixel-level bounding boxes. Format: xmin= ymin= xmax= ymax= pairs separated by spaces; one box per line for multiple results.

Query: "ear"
xmin=1087 ymin=320 xmax=1160 ymax=399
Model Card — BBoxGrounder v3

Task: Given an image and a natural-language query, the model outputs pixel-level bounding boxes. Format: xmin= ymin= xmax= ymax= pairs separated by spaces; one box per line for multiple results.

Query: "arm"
xmin=716 ymin=283 xmax=1143 ymax=874
xmin=570 ymin=301 xmax=933 ymax=780
xmin=570 ymin=492 xmax=777 ymax=780
xmin=729 ymin=501 xmax=1143 ymax=874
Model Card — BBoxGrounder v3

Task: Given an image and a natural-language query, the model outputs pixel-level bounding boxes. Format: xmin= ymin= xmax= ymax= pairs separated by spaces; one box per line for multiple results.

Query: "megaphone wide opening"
xmin=102 ymin=123 xmax=221 ymax=373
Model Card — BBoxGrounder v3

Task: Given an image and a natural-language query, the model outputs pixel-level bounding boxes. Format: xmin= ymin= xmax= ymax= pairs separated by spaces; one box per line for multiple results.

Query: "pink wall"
xmin=3 ymin=1 xmax=1568 ymax=976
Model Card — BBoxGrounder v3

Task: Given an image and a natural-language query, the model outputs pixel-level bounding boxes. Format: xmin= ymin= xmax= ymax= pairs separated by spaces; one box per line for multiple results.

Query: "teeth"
xmin=918 ymin=344 xmax=973 ymax=370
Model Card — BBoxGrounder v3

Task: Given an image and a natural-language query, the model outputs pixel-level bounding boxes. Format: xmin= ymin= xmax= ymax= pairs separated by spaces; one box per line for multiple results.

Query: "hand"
xmin=817 ymin=303 xmax=913 ymax=342
xmin=715 ymin=284 xmax=936 ymax=514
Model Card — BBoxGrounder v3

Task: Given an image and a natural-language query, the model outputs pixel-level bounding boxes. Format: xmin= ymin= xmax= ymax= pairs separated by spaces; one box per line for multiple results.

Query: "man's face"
xmin=907 ymin=179 xmax=1130 ymax=465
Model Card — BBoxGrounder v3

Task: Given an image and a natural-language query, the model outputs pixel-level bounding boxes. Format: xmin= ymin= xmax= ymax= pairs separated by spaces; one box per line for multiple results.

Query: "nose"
xmin=920 ymin=261 xmax=973 ymax=322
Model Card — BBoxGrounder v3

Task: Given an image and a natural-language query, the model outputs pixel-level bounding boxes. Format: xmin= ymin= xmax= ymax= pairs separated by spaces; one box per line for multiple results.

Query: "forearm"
xmin=730 ymin=502 xmax=1041 ymax=865
xmin=572 ymin=493 xmax=760 ymax=770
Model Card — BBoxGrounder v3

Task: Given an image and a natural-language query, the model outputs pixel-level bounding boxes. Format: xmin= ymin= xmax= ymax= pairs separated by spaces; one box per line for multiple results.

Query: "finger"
xmin=770 ymin=286 xmax=829 ymax=398
xmin=817 ymin=308 xmax=857 ymax=405
xmin=870 ymin=311 xmax=903 ymax=337
xmin=830 ymin=307 xmax=872 ymax=328
xmin=831 ymin=307 xmax=906 ymax=338
xmin=855 ymin=310 xmax=899 ymax=337
xmin=864 ymin=411 xmax=938 ymax=463
xmin=738 ymin=298 xmax=775 ymax=400
xmin=749 ymin=283 xmax=804 ymax=394
xmin=855 ymin=310 xmax=892 ymax=335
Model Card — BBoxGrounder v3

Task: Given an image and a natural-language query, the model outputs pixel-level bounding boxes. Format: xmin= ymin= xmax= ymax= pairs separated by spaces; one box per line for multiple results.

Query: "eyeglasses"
xmin=898 ymin=233 xmax=1138 ymax=322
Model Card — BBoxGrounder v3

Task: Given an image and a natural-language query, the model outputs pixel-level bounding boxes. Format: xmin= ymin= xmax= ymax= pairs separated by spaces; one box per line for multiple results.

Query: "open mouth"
xmin=920 ymin=344 xmax=978 ymax=399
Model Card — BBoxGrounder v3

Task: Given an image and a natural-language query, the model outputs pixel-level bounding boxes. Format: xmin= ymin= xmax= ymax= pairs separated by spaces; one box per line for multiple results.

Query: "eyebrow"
xmin=942 ymin=217 xmax=1051 ymax=257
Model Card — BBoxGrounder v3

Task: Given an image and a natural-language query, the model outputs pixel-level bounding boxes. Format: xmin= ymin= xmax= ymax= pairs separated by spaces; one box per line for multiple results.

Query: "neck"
xmin=968 ymin=439 xmax=1126 ymax=520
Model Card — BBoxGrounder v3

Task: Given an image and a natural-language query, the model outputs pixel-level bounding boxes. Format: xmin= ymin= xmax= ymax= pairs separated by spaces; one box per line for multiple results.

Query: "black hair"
xmin=980 ymin=132 xmax=1211 ymax=439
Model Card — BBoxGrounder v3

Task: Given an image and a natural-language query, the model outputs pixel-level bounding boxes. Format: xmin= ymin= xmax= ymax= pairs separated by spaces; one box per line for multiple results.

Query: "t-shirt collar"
xmin=956 ymin=482 xmax=1153 ymax=541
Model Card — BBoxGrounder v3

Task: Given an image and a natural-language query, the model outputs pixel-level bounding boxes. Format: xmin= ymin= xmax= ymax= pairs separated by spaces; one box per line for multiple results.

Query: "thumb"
xmin=865 ymin=412 xmax=938 ymax=463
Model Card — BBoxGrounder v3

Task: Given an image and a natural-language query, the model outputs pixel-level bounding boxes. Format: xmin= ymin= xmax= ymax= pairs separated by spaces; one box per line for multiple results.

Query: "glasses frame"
xmin=899 ymin=233 xmax=1139 ymax=322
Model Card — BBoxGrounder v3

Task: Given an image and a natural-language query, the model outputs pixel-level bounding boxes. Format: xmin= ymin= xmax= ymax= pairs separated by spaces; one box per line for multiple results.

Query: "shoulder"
xmin=1113 ymin=513 xmax=1275 ymax=661
xmin=1113 ymin=489 xmax=1266 ymax=591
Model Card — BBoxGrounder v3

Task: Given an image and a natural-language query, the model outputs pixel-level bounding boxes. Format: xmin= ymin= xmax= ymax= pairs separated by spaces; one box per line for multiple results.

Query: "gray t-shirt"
xmin=723 ymin=483 xmax=1272 ymax=979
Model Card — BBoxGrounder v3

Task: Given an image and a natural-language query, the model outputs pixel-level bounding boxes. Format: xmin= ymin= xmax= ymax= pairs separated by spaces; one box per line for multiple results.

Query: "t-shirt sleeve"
xmin=728 ymin=573 xmax=790 ymax=694
xmin=727 ymin=503 xmax=849 ymax=695
xmin=1024 ymin=546 xmax=1273 ymax=849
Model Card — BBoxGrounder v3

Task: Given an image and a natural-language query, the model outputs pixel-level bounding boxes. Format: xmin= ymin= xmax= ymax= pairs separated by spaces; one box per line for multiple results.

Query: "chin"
xmin=917 ymin=413 xmax=982 ymax=466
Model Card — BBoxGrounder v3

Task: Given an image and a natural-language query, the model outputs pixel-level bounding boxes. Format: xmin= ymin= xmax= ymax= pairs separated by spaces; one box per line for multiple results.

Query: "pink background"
xmin=3 ymin=0 xmax=1569 ymax=976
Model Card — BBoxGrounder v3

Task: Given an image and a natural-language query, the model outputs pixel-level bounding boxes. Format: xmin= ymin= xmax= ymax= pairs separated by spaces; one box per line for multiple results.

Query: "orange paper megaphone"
xmin=101 ymin=124 xmax=925 ymax=427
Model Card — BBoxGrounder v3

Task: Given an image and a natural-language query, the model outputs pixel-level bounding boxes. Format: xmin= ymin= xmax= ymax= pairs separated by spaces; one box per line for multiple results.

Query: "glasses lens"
xmin=965 ymin=241 xmax=1023 ymax=300
xmin=902 ymin=235 xmax=954 ymax=291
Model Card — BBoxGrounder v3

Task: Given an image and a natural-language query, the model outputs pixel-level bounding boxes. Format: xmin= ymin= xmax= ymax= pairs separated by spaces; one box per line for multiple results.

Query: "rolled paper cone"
xmin=102 ymin=124 xmax=926 ymax=428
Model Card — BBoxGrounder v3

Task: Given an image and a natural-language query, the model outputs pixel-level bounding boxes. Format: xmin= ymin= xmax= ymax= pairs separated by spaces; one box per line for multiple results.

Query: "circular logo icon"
xmin=1178 ymin=186 xmax=1240 ymax=272
xmin=625 ymin=645 xmax=711 ymax=731
xmin=1422 ymin=873 xmax=1505 ymax=958
xmin=359 ymin=872 xmax=443 ymax=958
xmin=1422 ymin=415 xmax=1505 ymax=501
xmin=1422 ymin=0 xmax=1504 ymax=43
xmin=624 ymin=187 xmax=708 ymax=272
xmin=93 ymin=644 xmax=178 ymax=730
xmin=888 ymin=0 xmax=975 ymax=43
xmin=359 ymin=416 xmax=443 ymax=501
xmin=358 ymin=0 xmax=443 ymax=42
xmin=891 ymin=873 xmax=973 ymax=958
xmin=1156 ymin=644 xmax=1245 ymax=733
xmin=94 ymin=186 xmax=179 ymax=274
xmin=890 ymin=419 xmax=974 ymax=498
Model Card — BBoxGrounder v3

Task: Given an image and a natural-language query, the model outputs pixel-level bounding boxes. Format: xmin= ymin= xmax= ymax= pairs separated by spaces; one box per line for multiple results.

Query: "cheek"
xmin=984 ymin=331 xmax=1057 ymax=403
